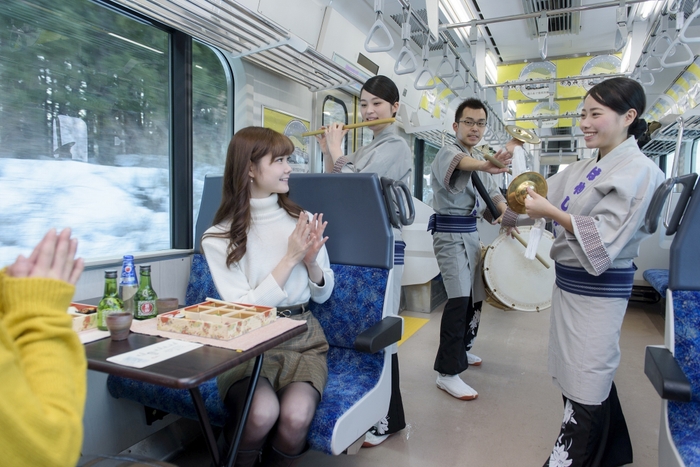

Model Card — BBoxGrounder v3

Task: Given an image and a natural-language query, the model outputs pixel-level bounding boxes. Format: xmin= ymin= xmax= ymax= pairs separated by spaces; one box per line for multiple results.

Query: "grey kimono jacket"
xmin=332 ymin=125 xmax=412 ymax=187
xmin=546 ymin=136 xmax=665 ymax=404
xmin=430 ymin=142 xmax=506 ymax=301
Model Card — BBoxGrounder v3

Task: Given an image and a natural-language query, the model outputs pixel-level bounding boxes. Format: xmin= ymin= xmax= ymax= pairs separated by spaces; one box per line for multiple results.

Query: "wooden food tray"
xmin=68 ymin=302 xmax=98 ymax=332
xmin=156 ymin=300 xmax=277 ymax=340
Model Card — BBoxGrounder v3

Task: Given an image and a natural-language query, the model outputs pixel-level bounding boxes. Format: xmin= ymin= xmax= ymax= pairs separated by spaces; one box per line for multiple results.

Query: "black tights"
xmin=223 ymin=378 xmax=320 ymax=456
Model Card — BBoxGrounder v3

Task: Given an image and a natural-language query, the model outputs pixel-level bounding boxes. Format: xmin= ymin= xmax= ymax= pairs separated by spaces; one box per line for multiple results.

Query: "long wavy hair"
xmin=205 ymin=126 xmax=303 ymax=267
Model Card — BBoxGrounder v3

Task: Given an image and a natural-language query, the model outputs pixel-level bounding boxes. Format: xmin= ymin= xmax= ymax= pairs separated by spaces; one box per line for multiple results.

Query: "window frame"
xmin=0 ymin=0 xmax=235 ymax=269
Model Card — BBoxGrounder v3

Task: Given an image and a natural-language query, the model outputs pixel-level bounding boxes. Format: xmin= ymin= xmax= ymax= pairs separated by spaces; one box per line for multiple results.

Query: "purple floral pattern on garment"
xmin=573 ymin=182 xmax=585 ymax=195
xmin=587 ymin=166 xmax=602 ymax=181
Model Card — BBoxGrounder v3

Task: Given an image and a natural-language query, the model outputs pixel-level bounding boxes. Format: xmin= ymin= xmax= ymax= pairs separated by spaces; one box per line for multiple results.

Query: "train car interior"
xmin=1 ymin=0 xmax=699 ymax=465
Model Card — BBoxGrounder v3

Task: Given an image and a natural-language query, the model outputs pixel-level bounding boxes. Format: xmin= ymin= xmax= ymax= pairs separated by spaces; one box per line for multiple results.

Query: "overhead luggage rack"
xmin=111 ymin=0 xmax=364 ymax=91
xmin=642 ymin=116 xmax=700 ymax=157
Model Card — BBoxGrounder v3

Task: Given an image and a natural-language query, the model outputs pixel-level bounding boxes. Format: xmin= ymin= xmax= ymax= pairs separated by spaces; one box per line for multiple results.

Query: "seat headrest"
xmin=194 ymin=174 xmax=224 ymax=254
xmin=288 ymin=173 xmax=393 ymax=269
xmin=194 ymin=173 xmax=394 ymax=269
xmin=669 ymin=175 xmax=700 ymax=291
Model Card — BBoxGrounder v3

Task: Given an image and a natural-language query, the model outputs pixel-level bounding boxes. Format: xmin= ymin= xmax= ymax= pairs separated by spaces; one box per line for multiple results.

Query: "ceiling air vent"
xmin=522 ymin=0 xmax=581 ymax=37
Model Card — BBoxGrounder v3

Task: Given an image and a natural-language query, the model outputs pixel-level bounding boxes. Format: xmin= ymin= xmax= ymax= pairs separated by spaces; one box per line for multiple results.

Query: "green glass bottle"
xmin=97 ymin=270 xmax=124 ymax=331
xmin=134 ymin=265 xmax=158 ymax=320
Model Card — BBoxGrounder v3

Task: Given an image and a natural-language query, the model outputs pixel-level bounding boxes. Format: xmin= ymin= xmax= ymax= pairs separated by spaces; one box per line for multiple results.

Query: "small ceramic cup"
xmin=106 ymin=312 xmax=133 ymax=341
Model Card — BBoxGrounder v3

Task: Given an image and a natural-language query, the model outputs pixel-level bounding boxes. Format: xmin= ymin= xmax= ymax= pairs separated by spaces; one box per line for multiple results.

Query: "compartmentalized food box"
xmin=156 ymin=300 xmax=277 ymax=340
xmin=67 ymin=303 xmax=98 ymax=332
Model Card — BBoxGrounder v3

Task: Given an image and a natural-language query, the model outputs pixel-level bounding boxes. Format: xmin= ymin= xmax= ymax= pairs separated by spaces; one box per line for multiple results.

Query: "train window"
xmin=322 ymin=96 xmax=349 ymax=154
xmin=0 ymin=0 xmax=169 ymax=264
xmin=665 ymin=150 xmax=676 ymax=176
xmin=359 ymin=126 xmax=374 ymax=148
xmin=422 ymin=142 xmax=440 ymax=205
xmin=192 ymin=41 xmax=230 ymax=223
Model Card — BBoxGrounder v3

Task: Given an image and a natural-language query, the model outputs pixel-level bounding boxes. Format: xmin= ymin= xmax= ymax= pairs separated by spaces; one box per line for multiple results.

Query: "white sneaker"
xmin=362 ymin=417 xmax=391 ymax=448
xmin=467 ymin=352 xmax=482 ymax=366
xmin=362 ymin=430 xmax=390 ymax=448
xmin=436 ymin=374 xmax=478 ymax=400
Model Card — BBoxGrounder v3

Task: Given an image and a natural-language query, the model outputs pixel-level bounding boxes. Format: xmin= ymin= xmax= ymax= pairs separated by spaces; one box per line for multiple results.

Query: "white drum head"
xmin=483 ymin=226 xmax=555 ymax=312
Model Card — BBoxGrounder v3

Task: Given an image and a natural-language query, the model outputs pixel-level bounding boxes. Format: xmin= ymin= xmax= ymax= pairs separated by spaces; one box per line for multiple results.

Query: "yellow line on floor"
xmin=398 ymin=316 xmax=429 ymax=346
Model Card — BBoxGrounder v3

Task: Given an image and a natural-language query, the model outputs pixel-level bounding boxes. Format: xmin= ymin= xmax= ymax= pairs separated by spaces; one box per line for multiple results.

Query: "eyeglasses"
xmin=457 ymin=119 xmax=487 ymax=128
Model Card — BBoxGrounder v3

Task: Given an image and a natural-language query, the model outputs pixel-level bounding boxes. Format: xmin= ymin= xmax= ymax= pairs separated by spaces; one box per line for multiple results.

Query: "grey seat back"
xmin=288 ymin=173 xmax=393 ymax=269
xmin=194 ymin=173 xmax=394 ymax=269
xmin=668 ymin=175 xmax=700 ymax=291
xmin=194 ymin=174 xmax=224 ymax=254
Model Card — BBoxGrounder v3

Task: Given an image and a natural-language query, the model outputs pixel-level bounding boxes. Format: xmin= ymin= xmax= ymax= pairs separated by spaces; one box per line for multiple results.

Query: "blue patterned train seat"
xmin=107 ymin=374 xmax=229 ymax=428
xmin=643 ymin=268 xmax=669 ymax=297
xmin=307 ymin=263 xmax=388 ymax=454
xmin=107 ymin=259 xmax=391 ymax=455
xmin=668 ymin=290 xmax=700 ymax=466
xmin=185 ymin=254 xmax=221 ymax=305
xmin=643 ymin=173 xmax=700 ymax=467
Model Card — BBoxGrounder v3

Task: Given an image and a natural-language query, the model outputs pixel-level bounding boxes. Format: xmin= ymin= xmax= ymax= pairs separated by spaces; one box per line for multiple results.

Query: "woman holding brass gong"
xmin=504 ymin=77 xmax=665 ymax=466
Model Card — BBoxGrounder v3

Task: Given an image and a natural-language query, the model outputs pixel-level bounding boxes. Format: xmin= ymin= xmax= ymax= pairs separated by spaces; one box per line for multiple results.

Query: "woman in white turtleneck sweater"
xmin=201 ymin=127 xmax=334 ymax=467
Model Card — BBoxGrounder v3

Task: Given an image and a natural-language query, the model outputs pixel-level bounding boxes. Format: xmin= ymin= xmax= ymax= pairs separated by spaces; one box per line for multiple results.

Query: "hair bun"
xmin=630 ymin=117 xmax=648 ymax=139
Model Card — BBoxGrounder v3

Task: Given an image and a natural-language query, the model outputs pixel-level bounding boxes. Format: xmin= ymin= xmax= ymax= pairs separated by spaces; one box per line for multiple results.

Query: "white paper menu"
xmin=106 ymin=339 xmax=203 ymax=368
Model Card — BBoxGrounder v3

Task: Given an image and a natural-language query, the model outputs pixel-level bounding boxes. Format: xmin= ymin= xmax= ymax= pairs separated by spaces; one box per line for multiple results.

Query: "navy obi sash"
xmin=427 ymin=214 xmax=477 ymax=234
xmin=394 ymin=241 xmax=406 ymax=265
xmin=555 ymin=263 xmax=636 ymax=298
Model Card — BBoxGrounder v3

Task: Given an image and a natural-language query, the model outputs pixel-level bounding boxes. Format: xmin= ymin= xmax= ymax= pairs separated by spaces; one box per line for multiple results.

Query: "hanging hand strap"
xmin=365 ymin=0 xmax=394 ymax=53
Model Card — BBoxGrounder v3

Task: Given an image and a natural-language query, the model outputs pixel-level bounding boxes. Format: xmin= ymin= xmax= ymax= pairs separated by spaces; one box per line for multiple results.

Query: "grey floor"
xmin=173 ymin=299 xmax=666 ymax=467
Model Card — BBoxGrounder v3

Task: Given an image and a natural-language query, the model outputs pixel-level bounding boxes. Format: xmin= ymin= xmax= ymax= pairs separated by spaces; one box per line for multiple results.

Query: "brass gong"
xmin=506 ymin=171 xmax=548 ymax=214
xmin=506 ymin=125 xmax=541 ymax=144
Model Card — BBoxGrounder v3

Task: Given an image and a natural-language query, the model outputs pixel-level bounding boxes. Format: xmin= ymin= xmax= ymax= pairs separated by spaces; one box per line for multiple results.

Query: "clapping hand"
xmin=285 ymin=212 xmax=328 ymax=263
xmin=286 ymin=212 xmax=315 ymax=265
xmin=303 ymin=213 xmax=329 ymax=266
xmin=7 ymin=228 xmax=84 ymax=285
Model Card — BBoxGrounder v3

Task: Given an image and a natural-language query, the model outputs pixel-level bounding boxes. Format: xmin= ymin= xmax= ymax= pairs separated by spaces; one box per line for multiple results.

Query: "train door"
xmin=311 ymin=89 xmax=356 ymax=173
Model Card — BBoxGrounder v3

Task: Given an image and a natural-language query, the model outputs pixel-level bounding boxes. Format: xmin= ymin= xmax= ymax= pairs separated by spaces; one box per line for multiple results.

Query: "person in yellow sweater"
xmin=0 ymin=228 xmax=86 ymax=467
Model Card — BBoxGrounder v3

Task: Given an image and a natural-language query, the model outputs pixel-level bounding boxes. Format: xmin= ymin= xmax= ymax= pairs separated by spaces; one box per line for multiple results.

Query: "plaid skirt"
xmin=217 ymin=311 xmax=329 ymax=397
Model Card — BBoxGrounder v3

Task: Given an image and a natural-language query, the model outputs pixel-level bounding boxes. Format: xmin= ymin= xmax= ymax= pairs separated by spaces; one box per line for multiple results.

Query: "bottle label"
xmin=136 ymin=300 xmax=157 ymax=318
xmin=120 ymin=264 xmax=138 ymax=285
xmin=99 ymin=312 xmax=106 ymax=329
xmin=98 ymin=305 xmax=122 ymax=329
